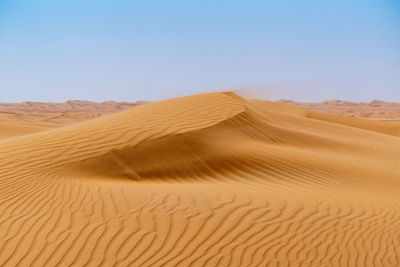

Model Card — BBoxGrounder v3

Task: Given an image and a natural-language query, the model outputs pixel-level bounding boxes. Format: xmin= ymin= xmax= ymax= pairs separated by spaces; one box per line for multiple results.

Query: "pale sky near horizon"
xmin=0 ymin=0 xmax=399 ymax=102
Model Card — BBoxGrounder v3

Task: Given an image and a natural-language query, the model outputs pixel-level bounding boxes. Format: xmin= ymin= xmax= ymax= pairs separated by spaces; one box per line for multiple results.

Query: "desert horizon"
xmin=2 ymin=96 xmax=400 ymax=123
xmin=0 ymin=91 xmax=399 ymax=266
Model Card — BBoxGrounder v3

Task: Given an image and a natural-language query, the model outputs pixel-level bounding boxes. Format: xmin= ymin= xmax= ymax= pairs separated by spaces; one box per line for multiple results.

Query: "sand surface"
xmin=0 ymin=92 xmax=399 ymax=266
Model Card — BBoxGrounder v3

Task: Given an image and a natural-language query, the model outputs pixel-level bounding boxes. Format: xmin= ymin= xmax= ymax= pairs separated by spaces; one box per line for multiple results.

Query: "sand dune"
xmin=0 ymin=92 xmax=399 ymax=266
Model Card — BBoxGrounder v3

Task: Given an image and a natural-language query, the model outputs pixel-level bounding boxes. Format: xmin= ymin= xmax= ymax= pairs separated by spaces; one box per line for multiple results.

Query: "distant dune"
xmin=279 ymin=99 xmax=400 ymax=122
xmin=0 ymin=92 xmax=399 ymax=266
xmin=0 ymin=100 xmax=144 ymax=125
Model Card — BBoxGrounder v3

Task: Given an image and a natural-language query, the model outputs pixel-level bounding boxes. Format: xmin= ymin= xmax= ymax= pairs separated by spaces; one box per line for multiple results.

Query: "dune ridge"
xmin=0 ymin=92 xmax=399 ymax=266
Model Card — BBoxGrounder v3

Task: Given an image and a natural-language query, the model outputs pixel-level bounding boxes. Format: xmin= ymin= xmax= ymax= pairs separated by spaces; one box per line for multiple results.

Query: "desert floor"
xmin=0 ymin=92 xmax=399 ymax=266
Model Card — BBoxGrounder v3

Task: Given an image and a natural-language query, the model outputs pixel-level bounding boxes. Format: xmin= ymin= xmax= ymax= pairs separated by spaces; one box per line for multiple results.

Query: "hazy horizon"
xmin=3 ymin=90 xmax=400 ymax=104
xmin=1 ymin=0 xmax=399 ymax=102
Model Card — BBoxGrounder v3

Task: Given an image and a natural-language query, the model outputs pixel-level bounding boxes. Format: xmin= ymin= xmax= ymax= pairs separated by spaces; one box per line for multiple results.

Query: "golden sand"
xmin=0 ymin=92 xmax=399 ymax=266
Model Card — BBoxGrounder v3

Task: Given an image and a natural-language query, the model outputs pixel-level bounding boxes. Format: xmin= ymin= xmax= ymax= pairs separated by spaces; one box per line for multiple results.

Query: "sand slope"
xmin=0 ymin=92 xmax=399 ymax=266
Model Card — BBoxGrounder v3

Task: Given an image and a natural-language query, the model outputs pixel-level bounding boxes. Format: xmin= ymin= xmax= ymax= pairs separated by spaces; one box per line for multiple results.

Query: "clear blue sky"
xmin=0 ymin=0 xmax=399 ymax=102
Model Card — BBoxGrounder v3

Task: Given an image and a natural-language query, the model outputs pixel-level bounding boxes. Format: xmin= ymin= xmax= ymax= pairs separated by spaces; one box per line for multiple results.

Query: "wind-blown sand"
xmin=0 ymin=92 xmax=399 ymax=266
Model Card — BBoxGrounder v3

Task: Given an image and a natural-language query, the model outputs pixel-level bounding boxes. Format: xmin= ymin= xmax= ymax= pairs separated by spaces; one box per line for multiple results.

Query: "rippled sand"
xmin=0 ymin=92 xmax=399 ymax=266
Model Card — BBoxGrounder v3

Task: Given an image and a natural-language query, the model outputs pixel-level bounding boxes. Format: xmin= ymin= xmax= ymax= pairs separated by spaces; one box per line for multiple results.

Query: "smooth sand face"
xmin=0 ymin=122 xmax=58 ymax=139
xmin=0 ymin=92 xmax=399 ymax=266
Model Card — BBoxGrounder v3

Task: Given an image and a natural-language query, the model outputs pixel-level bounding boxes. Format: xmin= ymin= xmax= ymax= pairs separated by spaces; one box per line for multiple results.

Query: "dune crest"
xmin=0 ymin=92 xmax=399 ymax=266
